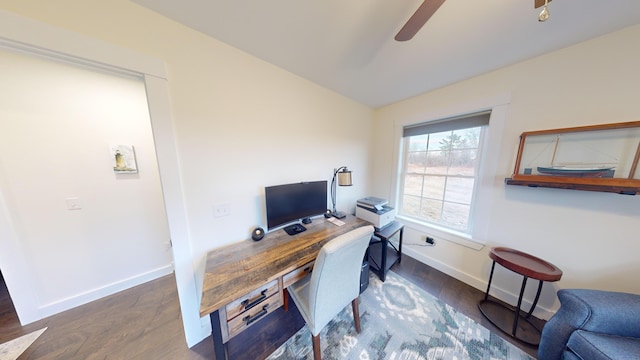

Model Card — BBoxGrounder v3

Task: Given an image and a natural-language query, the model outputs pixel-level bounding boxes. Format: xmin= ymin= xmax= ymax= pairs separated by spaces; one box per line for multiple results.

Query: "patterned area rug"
xmin=267 ymin=271 xmax=535 ymax=360
xmin=0 ymin=328 xmax=46 ymax=360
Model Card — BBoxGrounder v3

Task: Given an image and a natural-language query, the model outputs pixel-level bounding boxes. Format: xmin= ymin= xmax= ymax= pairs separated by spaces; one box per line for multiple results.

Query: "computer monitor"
xmin=265 ymin=181 xmax=327 ymax=234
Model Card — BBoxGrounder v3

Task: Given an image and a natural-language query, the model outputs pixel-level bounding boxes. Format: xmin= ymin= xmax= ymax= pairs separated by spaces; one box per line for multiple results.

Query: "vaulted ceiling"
xmin=132 ymin=0 xmax=640 ymax=108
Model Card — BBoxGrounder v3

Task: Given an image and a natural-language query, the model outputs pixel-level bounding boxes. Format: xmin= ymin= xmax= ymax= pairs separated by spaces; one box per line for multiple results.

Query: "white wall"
xmin=373 ymin=25 xmax=640 ymax=318
xmin=0 ymin=50 xmax=173 ymax=320
xmin=0 ymin=0 xmax=374 ymax=346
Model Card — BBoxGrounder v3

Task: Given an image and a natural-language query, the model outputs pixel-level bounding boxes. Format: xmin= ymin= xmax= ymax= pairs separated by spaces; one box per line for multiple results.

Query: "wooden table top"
xmin=489 ymin=247 xmax=563 ymax=282
xmin=199 ymin=215 xmax=369 ymax=317
xmin=374 ymin=221 xmax=404 ymax=240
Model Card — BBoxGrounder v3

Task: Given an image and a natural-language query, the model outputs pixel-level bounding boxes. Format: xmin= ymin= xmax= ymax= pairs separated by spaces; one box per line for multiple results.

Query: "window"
xmin=398 ymin=111 xmax=490 ymax=235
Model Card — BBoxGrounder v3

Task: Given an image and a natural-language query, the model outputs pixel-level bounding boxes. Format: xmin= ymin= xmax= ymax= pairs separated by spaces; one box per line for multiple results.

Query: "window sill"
xmin=395 ymin=215 xmax=485 ymax=251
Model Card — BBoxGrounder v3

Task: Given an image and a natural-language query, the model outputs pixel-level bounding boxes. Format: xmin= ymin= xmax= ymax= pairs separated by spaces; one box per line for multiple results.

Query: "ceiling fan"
xmin=395 ymin=0 xmax=553 ymax=42
xmin=395 ymin=0 xmax=446 ymax=42
xmin=534 ymin=0 xmax=553 ymax=8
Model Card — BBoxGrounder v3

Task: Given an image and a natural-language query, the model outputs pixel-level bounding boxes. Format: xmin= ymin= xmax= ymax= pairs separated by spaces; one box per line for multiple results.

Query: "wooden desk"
xmin=200 ymin=215 xmax=368 ymax=359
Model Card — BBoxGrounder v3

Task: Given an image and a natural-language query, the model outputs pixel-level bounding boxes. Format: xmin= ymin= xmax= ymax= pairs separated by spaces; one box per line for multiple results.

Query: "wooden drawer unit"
xmin=283 ymin=261 xmax=314 ymax=288
xmin=221 ymin=279 xmax=281 ymax=340
xmin=226 ymin=290 xmax=281 ymax=339
xmin=225 ymin=279 xmax=279 ymax=320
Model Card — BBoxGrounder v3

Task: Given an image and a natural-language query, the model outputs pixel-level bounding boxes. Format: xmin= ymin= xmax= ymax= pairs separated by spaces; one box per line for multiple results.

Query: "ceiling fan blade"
xmin=395 ymin=0 xmax=447 ymax=42
xmin=534 ymin=0 xmax=552 ymax=8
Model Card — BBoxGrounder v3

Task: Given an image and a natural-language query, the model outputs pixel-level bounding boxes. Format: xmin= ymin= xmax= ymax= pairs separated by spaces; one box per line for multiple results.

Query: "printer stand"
xmin=367 ymin=221 xmax=404 ymax=282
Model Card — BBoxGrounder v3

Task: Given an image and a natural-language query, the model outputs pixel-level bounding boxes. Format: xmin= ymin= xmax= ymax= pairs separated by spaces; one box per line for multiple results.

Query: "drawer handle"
xmin=241 ymin=289 xmax=268 ymax=310
xmin=243 ymin=305 xmax=268 ymax=325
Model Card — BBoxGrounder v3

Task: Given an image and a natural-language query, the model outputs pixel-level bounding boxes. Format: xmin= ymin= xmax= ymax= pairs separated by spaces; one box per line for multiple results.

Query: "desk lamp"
xmin=331 ymin=166 xmax=352 ymax=218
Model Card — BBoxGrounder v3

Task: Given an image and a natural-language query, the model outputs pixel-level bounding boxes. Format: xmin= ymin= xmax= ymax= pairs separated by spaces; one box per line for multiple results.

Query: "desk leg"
xmin=380 ymin=238 xmax=388 ymax=282
xmin=210 ymin=310 xmax=228 ymax=360
xmin=397 ymin=228 xmax=403 ymax=263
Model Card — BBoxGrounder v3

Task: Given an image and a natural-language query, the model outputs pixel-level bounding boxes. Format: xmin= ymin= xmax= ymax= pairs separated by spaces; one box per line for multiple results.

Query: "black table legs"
xmin=478 ymin=260 xmax=544 ymax=346
xmin=210 ymin=310 xmax=228 ymax=359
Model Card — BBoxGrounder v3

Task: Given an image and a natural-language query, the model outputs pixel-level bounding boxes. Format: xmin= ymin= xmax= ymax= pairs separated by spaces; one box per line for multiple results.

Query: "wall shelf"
xmin=505 ymin=121 xmax=640 ymax=195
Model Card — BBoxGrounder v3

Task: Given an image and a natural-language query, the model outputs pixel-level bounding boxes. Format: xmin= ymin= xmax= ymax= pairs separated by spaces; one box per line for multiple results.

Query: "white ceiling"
xmin=132 ymin=0 xmax=640 ymax=108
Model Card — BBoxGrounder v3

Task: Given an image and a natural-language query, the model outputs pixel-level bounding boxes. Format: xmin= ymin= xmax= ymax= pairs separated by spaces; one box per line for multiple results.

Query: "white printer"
xmin=355 ymin=196 xmax=396 ymax=229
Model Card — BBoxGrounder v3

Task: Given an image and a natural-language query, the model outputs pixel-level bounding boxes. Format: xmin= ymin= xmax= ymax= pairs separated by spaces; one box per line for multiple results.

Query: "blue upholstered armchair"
xmin=538 ymin=289 xmax=640 ymax=360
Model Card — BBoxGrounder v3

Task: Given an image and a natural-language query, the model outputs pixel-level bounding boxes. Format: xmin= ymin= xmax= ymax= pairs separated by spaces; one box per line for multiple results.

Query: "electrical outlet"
xmin=65 ymin=197 xmax=82 ymax=210
xmin=213 ymin=203 xmax=231 ymax=217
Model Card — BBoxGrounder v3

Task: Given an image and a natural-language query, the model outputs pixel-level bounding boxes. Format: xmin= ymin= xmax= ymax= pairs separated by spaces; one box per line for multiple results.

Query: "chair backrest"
xmin=307 ymin=225 xmax=374 ymax=334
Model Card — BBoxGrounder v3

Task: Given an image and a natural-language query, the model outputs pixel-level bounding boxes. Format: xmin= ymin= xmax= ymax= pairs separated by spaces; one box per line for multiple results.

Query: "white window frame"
xmin=390 ymin=94 xmax=510 ymax=250
xmin=399 ymin=117 xmax=487 ymax=233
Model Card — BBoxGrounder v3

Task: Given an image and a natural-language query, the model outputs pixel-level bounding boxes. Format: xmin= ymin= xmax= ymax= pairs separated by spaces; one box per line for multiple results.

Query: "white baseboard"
xmin=197 ymin=316 xmax=212 ymax=346
xmin=33 ymin=264 xmax=174 ymax=322
xmin=402 ymin=247 xmax=555 ymax=320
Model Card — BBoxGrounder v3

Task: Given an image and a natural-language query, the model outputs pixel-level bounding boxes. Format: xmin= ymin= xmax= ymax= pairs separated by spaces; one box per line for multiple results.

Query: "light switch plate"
xmin=213 ymin=203 xmax=231 ymax=217
xmin=65 ymin=197 xmax=82 ymax=210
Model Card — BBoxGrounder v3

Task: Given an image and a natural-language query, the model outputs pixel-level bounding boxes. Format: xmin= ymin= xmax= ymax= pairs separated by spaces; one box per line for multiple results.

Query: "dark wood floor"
xmin=0 ymin=255 xmax=541 ymax=359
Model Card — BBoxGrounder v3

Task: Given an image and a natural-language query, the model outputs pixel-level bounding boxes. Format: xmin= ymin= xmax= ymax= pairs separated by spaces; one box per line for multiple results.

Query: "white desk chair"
xmin=288 ymin=225 xmax=374 ymax=360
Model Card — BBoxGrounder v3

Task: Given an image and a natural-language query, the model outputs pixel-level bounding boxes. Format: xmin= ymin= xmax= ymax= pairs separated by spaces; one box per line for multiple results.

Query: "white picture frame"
xmin=111 ymin=144 xmax=138 ymax=173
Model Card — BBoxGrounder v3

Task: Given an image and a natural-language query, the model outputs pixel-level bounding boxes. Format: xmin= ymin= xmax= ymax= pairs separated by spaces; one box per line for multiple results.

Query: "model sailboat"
xmin=536 ymin=136 xmax=615 ymax=177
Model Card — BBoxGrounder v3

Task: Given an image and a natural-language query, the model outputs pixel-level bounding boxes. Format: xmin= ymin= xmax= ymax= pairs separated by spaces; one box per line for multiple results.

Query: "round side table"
xmin=478 ymin=247 xmax=562 ymax=346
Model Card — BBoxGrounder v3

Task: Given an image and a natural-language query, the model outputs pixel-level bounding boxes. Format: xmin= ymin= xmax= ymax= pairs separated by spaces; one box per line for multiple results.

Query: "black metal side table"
xmin=478 ymin=247 xmax=563 ymax=346
xmin=367 ymin=221 xmax=404 ymax=282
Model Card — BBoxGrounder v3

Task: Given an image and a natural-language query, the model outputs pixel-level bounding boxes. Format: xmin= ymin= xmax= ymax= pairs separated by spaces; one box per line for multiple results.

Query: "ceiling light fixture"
xmin=538 ymin=0 xmax=550 ymax=22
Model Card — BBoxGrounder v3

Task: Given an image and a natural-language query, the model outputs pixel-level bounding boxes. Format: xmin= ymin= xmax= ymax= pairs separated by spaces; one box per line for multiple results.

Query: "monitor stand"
xmin=301 ymin=217 xmax=312 ymax=224
xmin=284 ymin=223 xmax=307 ymax=236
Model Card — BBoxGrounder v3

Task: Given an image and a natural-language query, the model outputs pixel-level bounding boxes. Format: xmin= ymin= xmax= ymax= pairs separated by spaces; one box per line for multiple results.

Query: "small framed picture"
xmin=111 ymin=145 xmax=138 ymax=173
